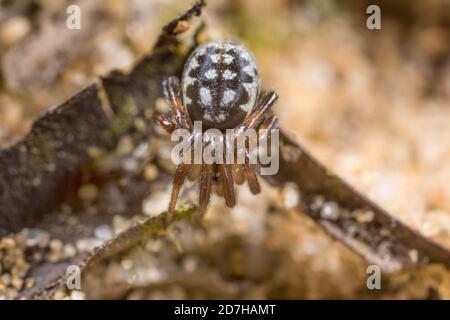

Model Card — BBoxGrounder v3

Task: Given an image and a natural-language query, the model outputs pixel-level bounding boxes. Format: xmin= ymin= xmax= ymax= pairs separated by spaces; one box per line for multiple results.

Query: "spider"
xmin=154 ymin=40 xmax=279 ymax=218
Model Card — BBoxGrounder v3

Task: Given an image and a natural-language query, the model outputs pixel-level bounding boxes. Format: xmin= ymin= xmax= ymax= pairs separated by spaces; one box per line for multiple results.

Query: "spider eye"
xmin=181 ymin=40 xmax=260 ymax=129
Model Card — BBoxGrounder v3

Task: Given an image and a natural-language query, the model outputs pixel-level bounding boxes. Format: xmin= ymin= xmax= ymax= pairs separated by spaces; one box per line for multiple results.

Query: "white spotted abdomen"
xmin=181 ymin=40 xmax=260 ymax=129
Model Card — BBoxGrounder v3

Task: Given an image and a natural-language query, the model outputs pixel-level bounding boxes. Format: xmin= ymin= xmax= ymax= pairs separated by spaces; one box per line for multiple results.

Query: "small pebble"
xmin=182 ymin=257 xmax=198 ymax=273
xmin=310 ymin=195 xmax=325 ymax=212
xmin=142 ymin=190 xmax=171 ymax=217
xmin=76 ymin=238 xmax=103 ymax=252
xmin=11 ymin=259 xmax=29 ymax=278
xmin=0 ymin=237 xmax=16 ymax=250
xmin=25 ymin=277 xmax=35 ymax=289
xmin=121 ymin=157 xmax=139 ymax=172
xmin=143 ymin=164 xmax=159 ymax=181
xmin=61 ymin=204 xmax=73 ymax=215
xmin=115 ymin=135 xmax=134 ymax=156
xmin=48 ymin=239 xmax=64 ymax=262
xmin=281 ymin=145 xmax=302 ymax=162
xmin=0 ymin=16 xmax=31 ymax=45
xmin=133 ymin=142 xmax=149 ymax=159
xmin=94 ymin=225 xmax=114 ymax=242
xmin=20 ymin=228 xmax=50 ymax=248
xmin=134 ymin=118 xmax=147 ymax=132
xmin=63 ymin=244 xmax=77 ymax=259
xmin=155 ymin=97 xmax=169 ymax=113
xmin=49 ymin=239 xmax=63 ymax=252
xmin=145 ymin=267 xmax=166 ymax=283
xmin=70 ymin=290 xmax=86 ymax=300
xmin=377 ymin=241 xmax=393 ymax=259
xmin=320 ymin=201 xmax=340 ymax=220
xmin=87 ymin=146 xmax=105 ymax=158
xmin=121 ymin=259 xmax=134 ymax=270
xmin=408 ymin=249 xmax=419 ymax=263
xmin=354 ymin=210 xmax=375 ymax=223
xmin=97 ymin=39 xmax=134 ymax=72
xmin=379 ymin=228 xmax=391 ymax=237
xmin=78 ymin=184 xmax=99 ymax=201
xmin=0 ymin=274 xmax=11 ymax=286
xmin=11 ymin=276 xmax=23 ymax=291
xmin=145 ymin=239 xmax=162 ymax=252
xmin=53 ymin=289 xmax=68 ymax=300
xmin=112 ymin=215 xmax=132 ymax=235
xmin=31 ymin=176 xmax=41 ymax=187
xmin=46 ymin=163 xmax=56 ymax=172
xmin=281 ymin=183 xmax=300 ymax=209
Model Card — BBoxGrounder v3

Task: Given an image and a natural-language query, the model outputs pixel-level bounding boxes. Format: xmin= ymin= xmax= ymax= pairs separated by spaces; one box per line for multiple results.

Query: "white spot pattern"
xmin=205 ymin=69 xmax=218 ymax=79
xmin=184 ymin=96 xmax=192 ymax=105
xmin=210 ymin=54 xmax=220 ymax=63
xmin=221 ymin=89 xmax=236 ymax=107
xmin=203 ymin=113 xmax=213 ymax=121
xmin=239 ymin=51 xmax=252 ymax=62
xmin=189 ymin=57 xmax=199 ymax=69
xmin=184 ymin=75 xmax=196 ymax=86
xmin=200 ymin=87 xmax=212 ymax=106
xmin=241 ymin=82 xmax=259 ymax=112
xmin=242 ymin=65 xmax=256 ymax=77
xmin=223 ymin=54 xmax=234 ymax=64
xmin=181 ymin=40 xmax=261 ymax=125
xmin=222 ymin=69 xmax=237 ymax=80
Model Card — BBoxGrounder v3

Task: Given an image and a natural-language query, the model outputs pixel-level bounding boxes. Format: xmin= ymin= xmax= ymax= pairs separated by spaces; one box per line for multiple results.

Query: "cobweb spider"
xmin=154 ymin=40 xmax=279 ymax=218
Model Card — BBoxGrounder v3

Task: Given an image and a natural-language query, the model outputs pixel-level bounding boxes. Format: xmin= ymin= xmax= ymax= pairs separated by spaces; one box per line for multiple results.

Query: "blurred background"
xmin=0 ymin=0 xmax=449 ymax=299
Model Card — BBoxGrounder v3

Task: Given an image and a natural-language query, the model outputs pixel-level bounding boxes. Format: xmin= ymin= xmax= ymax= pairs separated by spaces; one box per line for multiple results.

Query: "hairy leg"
xmin=187 ymin=164 xmax=202 ymax=181
xmin=164 ymin=129 xmax=201 ymax=219
xmin=167 ymin=164 xmax=189 ymax=221
xmin=232 ymin=164 xmax=245 ymax=185
xmin=239 ymin=110 xmax=278 ymax=195
xmin=163 ymin=76 xmax=192 ymax=130
xmin=198 ymin=163 xmax=213 ymax=216
xmin=237 ymin=90 xmax=278 ymax=135
xmin=153 ymin=112 xmax=176 ymax=133
xmin=258 ymin=114 xmax=278 ymax=143
xmin=218 ymin=164 xmax=236 ymax=208
xmin=243 ymin=163 xmax=261 ymax=195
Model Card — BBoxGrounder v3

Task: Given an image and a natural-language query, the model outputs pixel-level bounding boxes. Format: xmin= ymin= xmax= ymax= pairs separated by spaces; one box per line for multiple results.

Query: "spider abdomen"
xmin=181 ymin=40 xmax=260 ymax=129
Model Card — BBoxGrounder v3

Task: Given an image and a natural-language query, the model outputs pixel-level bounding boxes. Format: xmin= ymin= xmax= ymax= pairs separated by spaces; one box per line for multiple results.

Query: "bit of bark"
xmin=26 ymin=207 xmax=195 ymax=299
xmin=162 ymin=0 xmax=205 ymax=34
xmin=82 ymin=208 xmax=195 ymax=269
xmin=0 ymin=85 xmax=111 ymax=235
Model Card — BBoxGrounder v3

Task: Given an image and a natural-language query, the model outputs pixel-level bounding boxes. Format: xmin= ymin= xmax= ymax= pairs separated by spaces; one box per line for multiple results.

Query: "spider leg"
xmin=258 ymin=114 xmax=278 ymax=143
xmin=243 ymin=163 xmax=261 ymax=195
xmin=153 ymin=111 xmax=176 ymax=133
xmin=163 ymin=76 xmax=192 ymax=130
xmin=238 ymin=90 xmax=278 ymax=135
xmin=242 ymin=135 xmax=261 ymax=195
xmin=218 ymin=164 xmax=236 ymax=208
xmin=232 ymin=164 xmax=245 ymax=185
xmin=167 ymin=163 xmax=190 ymax=221
xmin=166 ymin=128 xmax=201 ymax=219
xmin=187 ymin=163 xmax=202 ymax=181
xmin=198 ymin=163 xmax=213 ymax=216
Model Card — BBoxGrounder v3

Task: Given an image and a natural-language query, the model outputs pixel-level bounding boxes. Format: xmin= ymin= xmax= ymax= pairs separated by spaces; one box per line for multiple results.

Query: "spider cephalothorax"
xmin=154 ymin=40 xmax=279 ymax=218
